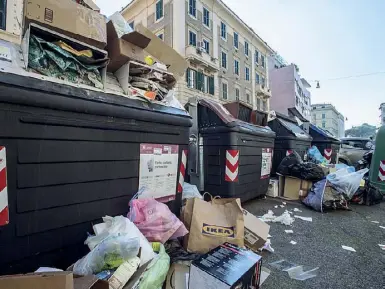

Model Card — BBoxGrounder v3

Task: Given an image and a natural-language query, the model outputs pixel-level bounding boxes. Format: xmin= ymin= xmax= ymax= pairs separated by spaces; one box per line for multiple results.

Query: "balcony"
xmin=255 ymin=84 xmax=271 ymax=98
xmin=185 ymin=46 xmax=219 ymax=72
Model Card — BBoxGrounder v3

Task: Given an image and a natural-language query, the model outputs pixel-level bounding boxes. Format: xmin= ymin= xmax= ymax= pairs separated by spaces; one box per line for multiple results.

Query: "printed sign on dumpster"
xmin=261 ymin=148 xmax=273 ymax=179
xmin=138 ymin=143 xmax=179 ymax=202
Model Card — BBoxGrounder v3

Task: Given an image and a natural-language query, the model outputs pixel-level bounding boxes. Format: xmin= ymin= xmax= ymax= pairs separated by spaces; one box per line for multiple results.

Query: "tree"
xmin=345 ymin=123 xmax=376 ymax=138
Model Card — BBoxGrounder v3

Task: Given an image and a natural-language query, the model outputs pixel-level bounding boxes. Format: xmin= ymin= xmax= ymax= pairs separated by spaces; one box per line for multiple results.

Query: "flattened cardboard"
xmin=0 ymin=272 xmax=73 ymax=289
xmin=24 ymin=0 xmax=107 ymax=49
xmin=74 ymin=275 xmax=109 ymax=289
xmin=279 ymin=175 xmax=313 ymax=200
xmin=243 ymin=209 xmax=270 ymax=251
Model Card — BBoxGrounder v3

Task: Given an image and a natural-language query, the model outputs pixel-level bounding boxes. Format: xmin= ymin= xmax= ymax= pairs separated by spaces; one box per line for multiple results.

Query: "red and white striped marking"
xmin=225 ymin=150 xmax=239 ymax=182
xmin=177 ymin=150 xmax=188 ymax=193
xmin=0 ymin=146 xmax=8 ymax=226
xmin=378 ymin=160 xmax=385 ymax=182
xmin=286 ymin=150 xmax=293 ymax=156
xmin=324 ymin=148 xmax=333 ymax=163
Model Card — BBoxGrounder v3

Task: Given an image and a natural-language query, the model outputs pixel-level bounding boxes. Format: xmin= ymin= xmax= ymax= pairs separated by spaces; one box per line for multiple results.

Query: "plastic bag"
xmin=108 ymin=12 xmax=133 ymax=38
xmin=85 ymin=216 xmax=155 ymax=266
xmin=308 ymin=146 xmax=326 ymax=164
xmin=289 ymin=162 xmax=325 ymax=181
xmin=182 ymin=182 xmax=202 ymax=200
xmin=73 ymin=233 xmax=140 ymax=275
xmin=327 ymin=168 xmax=369 ymax=199
xmin=138 ymin=243 xmax=170 ymax=289
xmin=277 ymin=151 xmax=303 ymax=175
xmin=162 ymin=90 xmax=186 ymax=111
xmin=128 ymin=199 xmax=188 ymax=243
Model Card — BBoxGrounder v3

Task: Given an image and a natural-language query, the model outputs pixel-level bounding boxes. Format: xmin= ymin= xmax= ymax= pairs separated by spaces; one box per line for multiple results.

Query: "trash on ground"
xmin=267 ymin=179 xmax=279 ymax=197
xmin=294 ymin=208 xmax=302 ymax=212
xmin=380 ymin=226 xmax=385 ymax=229
xmin=280 ymin=205 xmax=285 ymax=208
xmin=182 ymin=196 xmax=244 ymax=253
xmin=371 ymin=221 xmax=380 ymax=224
xmin=260 ymin=267 xmax=271 ymax=286
xmin=0 ymin=272 xmax=75 ymax=289
xmin=182 ymin=182 xmax=202 ymax=200
xmin=282 ymin=202 xmax=287 ymax=205
xmin=243 ymin=209 xmax=270 ymax=251
xmin=269 ymin=259 xmax=318 ymax=281
xmin=99 ymin=257 xmax=140 ymax=289
xmin=290 ymin=240 xmax=297 ymax=245
xmin=189 ymin=243 xmax=262 ymax=289
xmin=128 ymin=198 xmax=188 ymax=243
xmin=285 ymin=230 xmax=294 ymax=234
xmin=342 ymin=245 xmax=356 ymax=252
xmin=261 ymin=210 xmax=295 ymax=226
xmin=35 ymin=267 xmax=63 ymax=273
xmin=274 ymin=205 xmax=278 ymax=208
xmin=278 ymin=175 xmax=314 ymax=201
xmin=294 ymin=215 xmax=313 ymax=222
xmin=379 ymin=244 xmax=385 ymax=251
xmin=164 ymin=239 xmax=201 ymax=263
xmin=326 ymin=168 xmax=369 ymax=199
xmin=262 ymin=239 xmax=275 ymax=253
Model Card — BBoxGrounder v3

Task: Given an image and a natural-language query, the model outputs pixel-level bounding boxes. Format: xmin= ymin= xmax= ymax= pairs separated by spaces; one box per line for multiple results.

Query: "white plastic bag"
xmin=327 ymin=168 xmax=369 ymax=199
xmin=162 ymin=90 xmax=186 ymax=111
xmin=85 ymin=216 xmax=155 ymax=266
xmin=182 ymin=182 xmax=202 ymax=200
xmin=73 ymin=233 xmax=140 ymax=275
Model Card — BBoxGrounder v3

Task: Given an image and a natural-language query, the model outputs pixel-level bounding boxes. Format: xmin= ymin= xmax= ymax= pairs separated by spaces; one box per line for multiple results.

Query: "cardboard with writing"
xmin=243 ymin=209 xmax=270 ymax=251
xmin=24 ymin=0 xmax=107 ymax=49
xmin=0 ymin=272 xmax=74 ymax=289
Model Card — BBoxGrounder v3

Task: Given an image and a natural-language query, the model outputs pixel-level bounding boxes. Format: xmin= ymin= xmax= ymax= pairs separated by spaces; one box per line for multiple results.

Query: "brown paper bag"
xmin=183 ymin=197 xmax=244 ymax=254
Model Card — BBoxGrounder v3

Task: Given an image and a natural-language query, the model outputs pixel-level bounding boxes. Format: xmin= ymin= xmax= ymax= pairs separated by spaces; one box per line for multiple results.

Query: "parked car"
xmin=338 ymin=137 xmax=374 ymax=166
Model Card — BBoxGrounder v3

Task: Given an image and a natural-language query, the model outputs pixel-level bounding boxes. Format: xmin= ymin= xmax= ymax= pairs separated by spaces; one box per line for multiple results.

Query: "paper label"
xmin=245 ymin=229 xmax=259 ymax=245
xmin=138 ymin=143 xmax=179 ymax=202
xmin=261 ymin=148 xmax=273 ymax=179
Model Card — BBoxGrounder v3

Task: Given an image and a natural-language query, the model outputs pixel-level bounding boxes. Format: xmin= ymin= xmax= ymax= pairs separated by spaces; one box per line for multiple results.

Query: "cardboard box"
xmin=74 ymin=275 xmax=109 ymax=289
xmin=266 ymin=179 xmax=279 ymax=198
xmin=24 ymin=0 xmax=107 ymax=49
xmin=107 ymin=21 xmax=187 ymax=78
xmin=165 ymin=263 xmax=190 ymax=289
xmin=279 ymin=175 xmax=313 ymax=200
xmin=243 ymin=209 xmax=270 ymax=251
xmin=189 ymin=243 xmax=263 ymax=289
xmin=0 ymin=272 xmax=73 ymax=289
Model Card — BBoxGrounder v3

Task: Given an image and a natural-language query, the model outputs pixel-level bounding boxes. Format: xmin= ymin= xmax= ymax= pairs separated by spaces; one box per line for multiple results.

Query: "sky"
xmin=95 ymin=0 xmax=385 ymax=129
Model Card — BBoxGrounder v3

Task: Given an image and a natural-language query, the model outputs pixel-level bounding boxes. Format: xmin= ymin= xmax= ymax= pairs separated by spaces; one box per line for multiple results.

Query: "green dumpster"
xmin=369 ymin=125 xmax=385 ymax=193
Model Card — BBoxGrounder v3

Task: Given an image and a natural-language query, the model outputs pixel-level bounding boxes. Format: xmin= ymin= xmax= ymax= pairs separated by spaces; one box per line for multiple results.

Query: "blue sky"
xmin=95 ymin=0 xmax=384 ymax=128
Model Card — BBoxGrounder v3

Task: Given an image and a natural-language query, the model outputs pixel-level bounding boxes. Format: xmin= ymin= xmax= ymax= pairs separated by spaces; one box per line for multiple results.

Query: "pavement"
xmin=243 ymin=197 xmax=385 ymax=289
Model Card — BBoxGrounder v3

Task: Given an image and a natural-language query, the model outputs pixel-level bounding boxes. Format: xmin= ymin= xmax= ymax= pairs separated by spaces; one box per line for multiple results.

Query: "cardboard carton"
xmin=24 ymin=0 xmax=107 ymax=49
xmin=74 ymin=275 xmax=109 ymax=289
xmin=243 ymin=209 xmax=270 ymax=251
xmin=189 ymin=243 xmax=263 ymax=289
xmin=165 ymin=263 xmax=190 ymax=289
xmin=279 ymin=175 xmax=313 ymax=200
xmin=0 ymin=272 xmax=74 ymax=289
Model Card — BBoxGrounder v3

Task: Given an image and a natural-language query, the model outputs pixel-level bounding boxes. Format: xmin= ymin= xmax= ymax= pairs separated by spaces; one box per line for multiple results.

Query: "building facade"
xmin=268 ymin=55 xmax=312 ymax=121
xmin=380 ymin=103 xmax=385 ymax=126
xmin=121 ymin=0 xmax=273 ymax=111
xmin=311 ymin=103 xmax=345 ymax=138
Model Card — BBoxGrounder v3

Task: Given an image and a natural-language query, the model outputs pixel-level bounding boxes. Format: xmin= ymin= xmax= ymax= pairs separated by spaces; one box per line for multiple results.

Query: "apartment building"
xmin=0 ymin=0 xmax=23 ymax=44
xmin=311 ymin=103 xmax=345 ymax=138
xmin=268 ymin=54 xmax=312 ymax=121
xmin=121 ymin=0 xmax=273 ymax=111
xmin=380 ymin=103 xmax=385 ymax=126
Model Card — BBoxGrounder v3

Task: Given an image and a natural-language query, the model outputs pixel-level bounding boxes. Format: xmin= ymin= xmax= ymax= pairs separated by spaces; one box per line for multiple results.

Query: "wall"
xmin=311 ymin=104 xmax=344 ymax=137
xmin=0 ymin=0 xmax=23 ymax=44
xmin=269 ymin=65 xmax=295 ymax=115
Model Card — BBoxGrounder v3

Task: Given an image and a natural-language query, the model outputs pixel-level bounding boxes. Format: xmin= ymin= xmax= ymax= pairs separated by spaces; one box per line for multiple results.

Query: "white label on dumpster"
xmin=139 ymin=143 xmax=179 ymax=202
xmin=261 ymin=148 xmax=273 ymax=179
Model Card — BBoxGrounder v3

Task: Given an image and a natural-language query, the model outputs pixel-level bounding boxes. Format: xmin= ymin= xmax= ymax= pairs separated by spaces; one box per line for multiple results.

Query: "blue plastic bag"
xmin=308 ymin=146 xmax=326 ymax=164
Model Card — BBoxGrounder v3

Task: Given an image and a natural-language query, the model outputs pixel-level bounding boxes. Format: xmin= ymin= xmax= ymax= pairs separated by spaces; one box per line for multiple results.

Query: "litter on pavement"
xmin=269 ymin=260 xmax=319 ymax=281
xmin=261 ymin=210 xmax=295 ymax=226
xmin=342 ymin=245 xmax=356 ymax=252
xmin=290 ymin=241 xmax=297 ymax=245
xmin=294 ymin=215 xmax=313 ymax=222
xmin=285 ymin=230 xmax=294 ymax=234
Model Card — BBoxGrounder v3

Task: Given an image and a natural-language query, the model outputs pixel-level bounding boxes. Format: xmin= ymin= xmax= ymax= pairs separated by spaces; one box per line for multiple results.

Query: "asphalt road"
xmin=243 ymin=198 xmax=385 ymax=289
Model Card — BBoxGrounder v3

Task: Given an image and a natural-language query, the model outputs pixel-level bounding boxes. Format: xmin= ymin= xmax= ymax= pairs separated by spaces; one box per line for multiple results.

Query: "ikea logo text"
xmin=202 ymin=224 xmax=235 ymax=237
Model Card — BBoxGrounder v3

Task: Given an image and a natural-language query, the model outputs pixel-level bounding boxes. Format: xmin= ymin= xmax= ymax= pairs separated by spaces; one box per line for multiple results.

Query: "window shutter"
xmin=186 ymin=68 xmax=190 ymax=85
xmin=209 ymin=76 xmax=214 ymax=95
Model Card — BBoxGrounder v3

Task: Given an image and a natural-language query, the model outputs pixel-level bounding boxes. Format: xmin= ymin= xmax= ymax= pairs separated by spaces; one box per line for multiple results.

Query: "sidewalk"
xmin=244 ymin=198 xmax=385 ymax=289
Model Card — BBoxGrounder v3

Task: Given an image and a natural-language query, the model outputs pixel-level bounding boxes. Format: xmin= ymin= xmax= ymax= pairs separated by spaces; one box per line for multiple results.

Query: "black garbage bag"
xmin=290 ymin=162 xmax=326 ymax=181
xmin=277 ymin=151 xmax=303 ymax=176
xmin=353 ymin=180 xmax=383 ymax=205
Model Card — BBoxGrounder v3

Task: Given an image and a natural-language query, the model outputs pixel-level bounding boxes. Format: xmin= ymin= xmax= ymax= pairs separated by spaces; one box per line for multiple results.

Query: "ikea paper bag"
xmin=184 ymin=197 xmax=244 ymax=254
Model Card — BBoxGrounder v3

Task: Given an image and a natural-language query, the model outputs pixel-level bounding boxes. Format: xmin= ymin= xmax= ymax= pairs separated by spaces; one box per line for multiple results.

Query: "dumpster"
xmin=368 ymin=125 xmax=385 ymax=193
xmin=268 ymin=113 xmax=312 ymax=175
xmin=0 ymin=72 xmax=191 ymax=274
xmin=305 ymin=123 xmax=341 ymax=164
xmin=223 ymin=100 xmax=253 ymax=123
xmin=186 ymin=97 xmax=276 ymax=202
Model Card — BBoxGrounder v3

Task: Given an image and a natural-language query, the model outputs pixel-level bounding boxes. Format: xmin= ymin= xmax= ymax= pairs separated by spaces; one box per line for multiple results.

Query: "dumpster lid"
xmin=309 ymin=124 xmax=340 ymax=141
xmin=275 ymin=114 xmax=311 ymax=139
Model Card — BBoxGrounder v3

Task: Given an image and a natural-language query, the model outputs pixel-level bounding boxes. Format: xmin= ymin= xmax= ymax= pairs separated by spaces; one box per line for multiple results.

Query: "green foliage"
xmin=345 ymin=123 xmax=376 ymax=138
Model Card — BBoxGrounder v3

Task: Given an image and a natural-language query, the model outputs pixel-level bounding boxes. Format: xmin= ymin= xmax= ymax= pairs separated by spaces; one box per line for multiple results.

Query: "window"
xmin=186 ymin=68 xmax=196 ymax=88
xmin=244 ymin=41 xmax=249 ymax=56
xmin=245 ymin=67 xmax=250 ymax=81
xmin=203 ymin=7 xmax=210 ymax=27
xmin=222 ymin=83 xmax=228 ymax=99
xmin=234 ymin=60 xmax=239 ymax=75
xmin=233 ymin=32 xmax=239 ymax=49
xmin=255 ymin=50 xmax=259 ymax=64
xmin=129 ymin=21 xmax=134 ymax=29
xmin=255 ymin=73 xmax=260 ymax=84
xmin=235 ymin=88 xmax=240 ymax=100
xmin=322 ymin=113 xmax=326 ymax=119
xmin=189 ymin=30 xmax=197 ymax=47
xmin=203 ymin=39 xmax=210 ymax=54
xmin=0 ymin=0 xmax=6 ymax=30
xmin=157 ymin=33 xmax=164 ymax=40
xmin=261 ymin=55 xmax=265 ymax=67
xmin=246 ymin=93 xmax=250 ymax=103
xmin=261 ymin=76 xmax=265 ymax=87
xmin=186 ymin=68 xmax=214 ymax=95
xmin=208 ymin=76 xmax=215 ymax=95
xmin=155 ymin=0 xmax=163 ymax=20
xmin=322 ymin=122 xmax=326 ymax=128
xmin=221 ymin=22 xmax=227 ymax=39
xmin=257 ymin=98 xmax=261 ymax=110
xmin=263 ymin=100 xmax=267 ymax=112
xmin=221 ymin=51 xmax=227 ymax=69
xmin=189 ymin=0 xmax=196 ymax=18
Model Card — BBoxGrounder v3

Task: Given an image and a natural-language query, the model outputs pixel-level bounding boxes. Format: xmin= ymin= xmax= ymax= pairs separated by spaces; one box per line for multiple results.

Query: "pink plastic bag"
xmin=128 ymin=198 xmax=188 ymax=243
